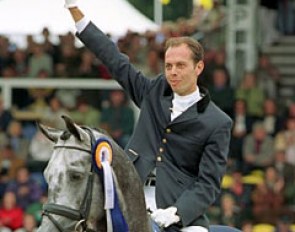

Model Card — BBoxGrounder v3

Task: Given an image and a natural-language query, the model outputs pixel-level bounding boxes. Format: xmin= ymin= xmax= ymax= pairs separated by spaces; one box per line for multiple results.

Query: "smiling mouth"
xmin=170 ymin=80 xmax=180 ymax=87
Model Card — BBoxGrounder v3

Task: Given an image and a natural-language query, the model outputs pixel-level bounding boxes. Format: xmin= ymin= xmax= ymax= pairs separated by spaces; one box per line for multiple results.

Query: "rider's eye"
xmin=69 ymin=172 xmax=84 ymax=181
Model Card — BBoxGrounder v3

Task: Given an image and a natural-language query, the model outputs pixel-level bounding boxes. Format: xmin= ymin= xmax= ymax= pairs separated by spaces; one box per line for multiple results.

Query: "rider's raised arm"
xmin=65 ymin=1 xmax=153 ymax=108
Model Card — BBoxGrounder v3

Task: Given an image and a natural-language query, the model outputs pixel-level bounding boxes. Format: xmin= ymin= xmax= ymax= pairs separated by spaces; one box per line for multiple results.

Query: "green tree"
xmin=127 ymin=0 xmax=193 ymax=22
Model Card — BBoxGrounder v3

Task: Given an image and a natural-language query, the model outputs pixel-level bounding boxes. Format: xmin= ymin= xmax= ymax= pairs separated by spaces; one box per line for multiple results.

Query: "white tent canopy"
xmin=0 ymin=0 xmax=159 ymax=46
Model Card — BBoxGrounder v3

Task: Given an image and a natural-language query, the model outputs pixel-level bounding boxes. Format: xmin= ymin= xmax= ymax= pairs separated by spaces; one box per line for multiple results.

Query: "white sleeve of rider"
xmin=76 ymin=16 xmax=90 ymax=33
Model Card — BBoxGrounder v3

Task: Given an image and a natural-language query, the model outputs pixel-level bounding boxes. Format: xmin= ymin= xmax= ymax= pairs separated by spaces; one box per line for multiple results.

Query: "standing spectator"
xmin=0 ymin=191 xmax=23 ymax=231
xmin=100 ymin=90 xmax=134 ymax=148
xmin=5 ymin=167 xmax=43 ymax=210
xmin=242 ymin=122 xmax=274 ymax=174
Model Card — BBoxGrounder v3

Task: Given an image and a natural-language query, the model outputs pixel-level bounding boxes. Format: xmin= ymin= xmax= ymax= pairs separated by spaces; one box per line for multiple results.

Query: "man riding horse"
xmin=63 ymin=1 xmax=233 ymax=231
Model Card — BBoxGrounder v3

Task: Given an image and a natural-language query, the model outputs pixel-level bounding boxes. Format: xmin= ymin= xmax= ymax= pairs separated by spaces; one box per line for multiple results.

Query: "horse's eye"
xmin=69 ymin=172 xmax=84 ymax=181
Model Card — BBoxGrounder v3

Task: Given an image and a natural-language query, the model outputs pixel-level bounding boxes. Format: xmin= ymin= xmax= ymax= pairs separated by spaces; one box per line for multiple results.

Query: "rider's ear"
xmin=37 ymin=123 xmax=60 ymax=143
xmin=62 ymin=115 xmax=90 ymax=143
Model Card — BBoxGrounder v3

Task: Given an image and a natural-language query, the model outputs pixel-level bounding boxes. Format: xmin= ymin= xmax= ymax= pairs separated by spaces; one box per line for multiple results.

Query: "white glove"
xmin=64 ymin=0 xmax=78 ymax=8
xmin=151 ymin=206 xmax=180 ymax=228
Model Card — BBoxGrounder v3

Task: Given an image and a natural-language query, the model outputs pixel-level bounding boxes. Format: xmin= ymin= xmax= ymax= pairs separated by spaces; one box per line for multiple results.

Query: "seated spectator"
xmin=274 ymin=117 xmax=295 ymax=165
xmin=6 ymin=120 xmax=30 ymax=160
xmin=76 ymin=48 xmax=100 ymax=78
xmin=41 ymin=96 xmax=69 ymax=130
xmin=28 ymin=43 xmax=53 ymax=78
xmin=240 ymin=220 xmax=254 ymax=232
xmin=14 ymin=213 xmax=38 ymax=232
xmin=260 ymin=98 xmax=284 ymax=137
xmin=25 ymin=193 xmax=48 ymax=226
xmin=0 ymin=96 xmax=13 ymax=133
xmin=255 ymin=53 xmax=280 ymax=99
xmin=0 ymin=191 xmax=23 ymax=231
xmin=100 ymin=90 xmax=135 ymax=148
xmin=273 ymin=214 xmax=293 ymax=232
xmin=242 ymin=122 xmax=274 ymax=174
xmin=229 ymin=99 xmax=253 ymax=171
xmin=5 ymin=167 xmax=43 ymax=210
xmin=235 ymin=72 xmax=265 ymax=120
xmin=218 ymin=193 xmax=241 ymax=228
xmin=251 ymin=166 xmax=285 ymax=224
xmin=27 ymin=125 xmax=54 ymax=172
xmin=70 ymin=96 xmax=100 ymax=128
xmin=0 ymin=143 xmax=25 ymax=198
xmin=208 ymin=68 xmax=234 ymax=117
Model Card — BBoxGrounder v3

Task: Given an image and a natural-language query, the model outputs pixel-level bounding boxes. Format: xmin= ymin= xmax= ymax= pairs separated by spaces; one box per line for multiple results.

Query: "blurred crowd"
xmin=0 ymin=0 xmax=295 ymax=231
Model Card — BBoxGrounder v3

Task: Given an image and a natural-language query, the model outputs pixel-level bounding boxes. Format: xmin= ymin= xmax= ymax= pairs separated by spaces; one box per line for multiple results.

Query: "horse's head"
xmin=37 ymin=115 xmax=151 ymax=232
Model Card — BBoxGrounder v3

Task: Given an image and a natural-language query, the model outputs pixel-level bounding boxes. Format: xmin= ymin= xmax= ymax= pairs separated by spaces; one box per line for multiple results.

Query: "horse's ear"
xmin=61 ymin=115 xmax=89 ymax=142
xmin=37 ymin=123 xmax=60 ymax=143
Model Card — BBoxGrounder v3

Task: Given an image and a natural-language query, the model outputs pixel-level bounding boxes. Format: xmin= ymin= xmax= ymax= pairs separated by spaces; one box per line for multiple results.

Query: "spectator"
xmin=70 ymin=96 xmax=100 ymax=128
xmin=0 ymin=143 xmax=25 ymax=198
xmin=218 ymin=193 xmax=241 ymax=228
xmin=274 ymin=117 xmax=295 ymax=165
xmin=256 ymin=53 xmax=280 ymax=99
xmin=27 ymin=43 xmax=53 ymax=78
xmin=242 ymin=122 xmax=274 ymax=174
xmin=229 ymin=99 xmax=254 ymax=171
xmin=260 ymin=98 xmax=284 ymax=137
xmin=208 ymin=68 xmax=234 ymax=117
xmin=15 ymin=213 xmax=38 ymax=232
xmin=0 ymin=191 xmax=23 ymax=231
xmin=6 ymin=120 xmax=30 ymax=160
xmin=28 ymin=124 xmax=54 ymax=172
xmin=235 ymin=72 xmax=265 ymax=120
xmin=5 ymin=167 xmax=43 ymax=210
xmin=76 ymin=48 xmax=100 ymax=77
xmin=0 ymin=96 xmax=13 ymax=133
xmin=251 ymin=166 xmax=285 ymax=224
xmin=41 ymin=96 xmax=69 ymax=130
xmin=100 ymin=90 xmax=134 ymax=148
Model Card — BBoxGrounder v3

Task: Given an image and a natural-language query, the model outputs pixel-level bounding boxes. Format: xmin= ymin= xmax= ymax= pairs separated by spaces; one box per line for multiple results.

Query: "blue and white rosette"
xmin=92 ymin=138 xmax=129 ymax=232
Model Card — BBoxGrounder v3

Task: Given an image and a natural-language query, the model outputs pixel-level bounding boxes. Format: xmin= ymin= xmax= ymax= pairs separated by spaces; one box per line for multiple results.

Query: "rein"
xmin=42 ymin=127 xmax=97 ymax=232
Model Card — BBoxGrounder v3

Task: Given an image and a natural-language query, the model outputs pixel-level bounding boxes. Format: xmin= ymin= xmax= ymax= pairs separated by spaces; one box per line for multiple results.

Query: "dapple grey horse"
xmin=37 ymin=115 xmax=241 ymax=232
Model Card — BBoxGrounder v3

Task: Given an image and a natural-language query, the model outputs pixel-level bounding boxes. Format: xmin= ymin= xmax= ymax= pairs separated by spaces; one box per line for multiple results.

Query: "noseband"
xmin=42 ymin=127 xmax=98 ymax=232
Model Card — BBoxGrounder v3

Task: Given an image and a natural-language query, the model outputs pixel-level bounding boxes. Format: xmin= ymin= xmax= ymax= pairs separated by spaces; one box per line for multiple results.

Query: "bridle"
xmin=41 ymin=127 xmax=99 ymax=232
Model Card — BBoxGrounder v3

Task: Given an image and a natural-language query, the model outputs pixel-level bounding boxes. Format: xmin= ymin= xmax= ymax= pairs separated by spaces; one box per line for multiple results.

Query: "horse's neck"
xmin=109 ymin=145 xmax=151 ymax=232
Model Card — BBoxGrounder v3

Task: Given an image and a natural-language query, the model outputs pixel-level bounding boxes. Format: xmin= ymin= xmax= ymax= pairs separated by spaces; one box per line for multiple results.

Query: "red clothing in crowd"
xmin=0 ymin=207 xmax=23 ymax=230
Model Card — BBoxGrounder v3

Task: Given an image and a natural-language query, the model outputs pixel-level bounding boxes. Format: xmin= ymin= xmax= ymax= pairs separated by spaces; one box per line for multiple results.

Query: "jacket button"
xmin=157 ymin=156 xmax=162 ymax=162
xmin=159 ymin=147 xmax=164 ymax=153
xmin=166 ymin=128 xmax=171 ymax=133
xmin=162 ymin=138 xmax=167 ymax=143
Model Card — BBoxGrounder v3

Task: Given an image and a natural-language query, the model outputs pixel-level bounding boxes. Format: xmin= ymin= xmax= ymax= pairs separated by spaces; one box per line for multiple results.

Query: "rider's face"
xmin=165 ymin=44 xmax=204 ymax=96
